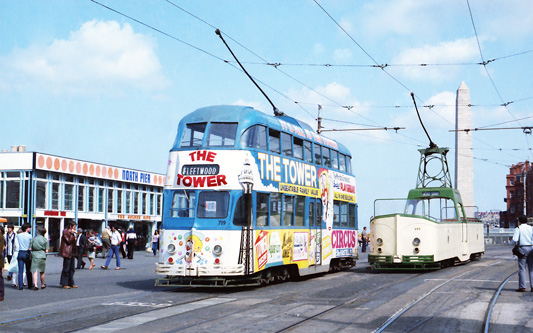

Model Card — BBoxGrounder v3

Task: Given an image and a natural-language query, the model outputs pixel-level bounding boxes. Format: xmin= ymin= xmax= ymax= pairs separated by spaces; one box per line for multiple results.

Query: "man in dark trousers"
xmin=125 ymin=226 xmax=137 ymax=260
xmin=76 ymin=228 xmax=86 ymax=269
xmin=59 ymin=221 xmax=78 ymax=289
xmin=361 ymin=226 xmax=368 ymax=253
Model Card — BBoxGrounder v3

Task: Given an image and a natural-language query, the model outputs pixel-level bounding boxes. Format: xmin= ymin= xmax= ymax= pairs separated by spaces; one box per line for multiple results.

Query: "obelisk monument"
xmin=455 ymin=81 xmax=475 ymax=217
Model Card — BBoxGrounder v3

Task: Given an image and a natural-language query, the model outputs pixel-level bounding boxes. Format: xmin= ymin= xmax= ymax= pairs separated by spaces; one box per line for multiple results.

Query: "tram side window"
xmin=283 ymin=195 xmax=295 ymax=226
xmin=270 ymin=193 xmax=281 ymax=226
xmin=314 ymin=144 xmax=322 ymax=165
xmin=349 ymin=204 xmax=356 ymax=228
xmin=333 ymin=201 xmax=340 ymax=227
xmin=340 ymin=202 xmax=348 ymax=227
xmin=181 ymin=123 xmax=207 ymax=147
xmin=197 ymin=191 xmax=230 ymax=218
xmin=331 ymin=150 xmax=339 ymax=170
xmin=295 ymin=196 xmax=305 ymax=226
xmin=269 ymin=129 xmax=281 ymax=154
xmin=256 ymin=193 xmax=269 ymax=227
xmin=309 ymin=201 xmax=315 ymax=226
xmin=207 ymin=122 xmax=238 ymax=147
xmin=339 ymin=154 xmax=346 ymax=172
xmin=294 ymin=137 xmax=304 ymax=160
xmin=240 ymin=125 xmax=267 ymax=150
xmin=233 ymin=194 xmax=249 ymax=226
xmin=281 ymin=132 xmax=292 ymax=157
xmin=304 ymin=141 xmax=313 ymax=163
xmin=344 ymin=154 xmax=350 ymax=172
xmin=322 ymin=147 xmax=331 ymax=167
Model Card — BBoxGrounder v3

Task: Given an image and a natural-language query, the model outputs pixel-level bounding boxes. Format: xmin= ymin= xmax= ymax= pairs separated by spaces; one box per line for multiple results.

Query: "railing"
xmin=484 ymin=228 xmax=514 ymax=245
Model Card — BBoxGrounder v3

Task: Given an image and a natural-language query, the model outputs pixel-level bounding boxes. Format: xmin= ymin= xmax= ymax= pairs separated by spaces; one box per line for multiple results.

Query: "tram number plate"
xmin=218 ymin=220 xmax=226 ymax=225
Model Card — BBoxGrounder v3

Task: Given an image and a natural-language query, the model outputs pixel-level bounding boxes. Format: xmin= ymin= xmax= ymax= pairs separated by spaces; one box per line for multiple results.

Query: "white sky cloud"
xmin=0 ymin=20 xmax=169 ymax=94
xmin=392 ymin=38 xmax=479 ymax=81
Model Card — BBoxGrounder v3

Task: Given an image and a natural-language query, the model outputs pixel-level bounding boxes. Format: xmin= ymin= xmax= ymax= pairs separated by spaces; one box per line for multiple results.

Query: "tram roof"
xmin=179 ymin=105 xmax=351 ymax=155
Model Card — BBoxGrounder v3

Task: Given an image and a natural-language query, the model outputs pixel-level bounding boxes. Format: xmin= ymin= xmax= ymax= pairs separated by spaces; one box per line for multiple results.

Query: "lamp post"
xmin=238 ymin=158 xmax=254 ymax=274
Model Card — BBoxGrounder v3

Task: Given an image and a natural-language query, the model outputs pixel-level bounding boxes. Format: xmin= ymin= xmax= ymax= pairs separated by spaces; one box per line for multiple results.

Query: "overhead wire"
xmin=312 ymin=0 xmax=453 ymax=127
xmin=466 ymin=0 xmax=533 ymax=161
xmin=164 ymin=0 xmax=384 ymax=127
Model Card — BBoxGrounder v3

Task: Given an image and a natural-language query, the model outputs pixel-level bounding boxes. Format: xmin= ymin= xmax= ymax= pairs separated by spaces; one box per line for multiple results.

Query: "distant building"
xmin=0 ymin=148 xmax=165 ymax=252
xmin=500 ymin=161 xmax=532 ymax=228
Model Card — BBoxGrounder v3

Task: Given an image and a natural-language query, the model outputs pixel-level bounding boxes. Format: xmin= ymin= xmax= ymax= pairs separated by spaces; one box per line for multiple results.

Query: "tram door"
xmin=309 ymin=199 xmax=322 ymax=266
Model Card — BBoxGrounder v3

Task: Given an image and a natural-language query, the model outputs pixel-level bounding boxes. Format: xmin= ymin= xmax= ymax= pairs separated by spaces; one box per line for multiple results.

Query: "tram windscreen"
xmin=171 ymin=191 xmax=196 ymax=217
xmin=197 ymin=191 xmax=230 ymax=218
xmin=404 ymin=198 xmax=458 ymax=222
xmin=207 ymin=123 xmax=238 ymax=147
xmin=181 ymin=123 xmax=206 ymax=147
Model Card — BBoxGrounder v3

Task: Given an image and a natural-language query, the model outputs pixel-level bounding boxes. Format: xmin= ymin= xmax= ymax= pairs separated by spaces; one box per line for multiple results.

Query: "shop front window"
xmin=125 ymin=191 xmax=131 ymax=214
xmin=88 ymin=187 xmax=95 ymax=212
xmin=133 ymin=191 xmax=138 ymax=214
xmin=117 ymin=189 xmax=123 ymax=213
xmin=108 ymin=188 xmax=114 ymax=213
xmin=78 ymin=185 xmax=85 ymax=211
xmin=64 ymin=184 xmax=74 ymax=211
xmin=36 ymin=181 xmax=47 ymax=209
xmin=5 ymin=179 xmax=20 ymax=208
xmin=98 ymin=188 xmax=105 ymax=212
xmin=51 ymin=183 xmax=59 ymax=210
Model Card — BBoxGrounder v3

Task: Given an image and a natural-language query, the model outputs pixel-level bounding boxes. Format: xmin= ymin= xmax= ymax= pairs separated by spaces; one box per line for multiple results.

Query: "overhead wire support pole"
xmin=215 ymin=29 xmax=284 ymax=117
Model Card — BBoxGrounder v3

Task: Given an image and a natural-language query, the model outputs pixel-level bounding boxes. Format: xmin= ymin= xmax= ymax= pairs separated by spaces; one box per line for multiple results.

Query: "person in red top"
xmin=59 ymin=221 xmax=78 ymax=289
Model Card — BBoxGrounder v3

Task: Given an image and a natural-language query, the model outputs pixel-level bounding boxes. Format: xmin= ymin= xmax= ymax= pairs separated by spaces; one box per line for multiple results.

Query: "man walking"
xmin=76 ymin=228 xmax=86 ymax=269
xmin=59 ymin=221 xmax=78 ymax=289
xmin=361 ymin=226 xmax=368 ymax=253
xmin=101 ymin=225 xmax=121 ymax=270
xmin=16 ymin=223 xmax=33 ymax=290
xmin=512 ymin=216 xmax=533 ymax=292
xmin=101 ymin=226 xmax=111 ymax=258
xmin=125 ymin=226 xmax=137 ymax=260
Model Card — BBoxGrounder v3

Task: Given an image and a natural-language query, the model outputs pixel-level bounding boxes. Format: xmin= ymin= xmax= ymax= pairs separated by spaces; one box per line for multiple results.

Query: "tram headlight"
xmin=167 ymin=243 xmax=176 ymax=254
xmin=212 ymin=245 xmax=223 ymax=256
xmin=376 ymin=238 xmax=383 ymax=246
xmin=413 ymin=238 xmax=421 ymax=246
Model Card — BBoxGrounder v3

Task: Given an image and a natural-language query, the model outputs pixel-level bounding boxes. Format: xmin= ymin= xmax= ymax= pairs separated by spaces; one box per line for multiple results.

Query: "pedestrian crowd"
xmin=2 ymin=223 xmax=157 ymax=301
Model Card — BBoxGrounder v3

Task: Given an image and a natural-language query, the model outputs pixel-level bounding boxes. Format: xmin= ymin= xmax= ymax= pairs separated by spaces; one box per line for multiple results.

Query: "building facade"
xmin=0 ymin=150 xmax=165 ymax=252
xmin=500 ymin=161 xmax=532 ymax=228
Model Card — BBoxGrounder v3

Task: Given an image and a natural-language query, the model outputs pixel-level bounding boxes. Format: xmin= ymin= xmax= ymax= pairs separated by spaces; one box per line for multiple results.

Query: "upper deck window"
xmin=322 ymin=147 xmax=331 ymax=167
xmin=346 ymin=156 xmax=352 ymax=174
xmin=197 ymin=191 xmax=230 ymax=218
xmin=240 ymin=125 xmax=267 ymax=150
xmin=331 ymin=150 xmax=339 ymax=169
xmin=339 ymin=154 xmax=346 ymax=172
xmin=207 ymin=123 xmax=238 ymax=147
xmin=269 ymin=129 xmax=281 ymax=154
xmin=314 ymin=144 xmax=322 ymax=165
xmin=293 ymin=137 xmax=304 ymax=160
xmin=281 ymin=133 xmax=292 ymax=157
xmin=304 ymin=141 xmax=313 ymax=163
xmin=181 ymin=123 xmax=206 ymax=147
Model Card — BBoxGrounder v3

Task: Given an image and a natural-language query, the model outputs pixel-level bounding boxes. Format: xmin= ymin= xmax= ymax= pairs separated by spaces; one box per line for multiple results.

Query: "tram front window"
xmin=171 ymin=191 xmax=196 ymax=217
xmin=207 ymin=122 xmax=238 ymax=147
xmin=197 ymin=191 xmax=230 ymax=218
xmin=181 ymin=123 xmax=206 ymax=147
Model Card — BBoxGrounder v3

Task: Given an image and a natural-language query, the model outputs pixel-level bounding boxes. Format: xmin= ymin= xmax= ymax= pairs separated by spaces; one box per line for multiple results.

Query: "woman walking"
xmin=86 ymin=230 xmax=97 ymax=270
xmin=30 ymin=227 xmax=49 ymax=290
xmin=151 ymin=230 xmax=160 ymax=256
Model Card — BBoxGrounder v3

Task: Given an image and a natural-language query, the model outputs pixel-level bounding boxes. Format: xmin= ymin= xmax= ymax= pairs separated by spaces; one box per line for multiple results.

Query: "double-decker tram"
xmin=155 ymin=105 xmax=359 ymax=287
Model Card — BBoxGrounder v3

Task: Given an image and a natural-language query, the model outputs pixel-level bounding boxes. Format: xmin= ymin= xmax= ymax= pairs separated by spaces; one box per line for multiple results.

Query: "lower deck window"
xmin=171 ymin=191 xmax=196 ymax=217
xmin=197 ymin=191 xmax=230 ymax=218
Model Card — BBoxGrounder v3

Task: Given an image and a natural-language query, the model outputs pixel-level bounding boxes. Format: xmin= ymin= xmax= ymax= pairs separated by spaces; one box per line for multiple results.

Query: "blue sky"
xmin=1 ymin=1 xmax=532 ymax=227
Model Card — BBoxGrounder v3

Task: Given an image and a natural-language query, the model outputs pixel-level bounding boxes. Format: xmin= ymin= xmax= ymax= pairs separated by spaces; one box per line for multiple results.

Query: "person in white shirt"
xmin=511 ymin=216 xmax=533 ymax=292
xmin=101 ymin=225 xmax=122 ymax=270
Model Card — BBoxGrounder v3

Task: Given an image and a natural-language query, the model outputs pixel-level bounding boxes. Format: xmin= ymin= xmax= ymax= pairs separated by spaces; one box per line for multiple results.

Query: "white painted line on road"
xmin=424 ymin=279 xmax=503 ymax=283
xmin=80 ymin=297 xmax=236 ymax=332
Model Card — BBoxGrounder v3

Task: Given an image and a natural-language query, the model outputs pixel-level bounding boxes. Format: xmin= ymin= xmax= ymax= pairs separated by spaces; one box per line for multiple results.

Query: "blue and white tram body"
xmin=155 ymin=105 xmax=359 ymax=286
